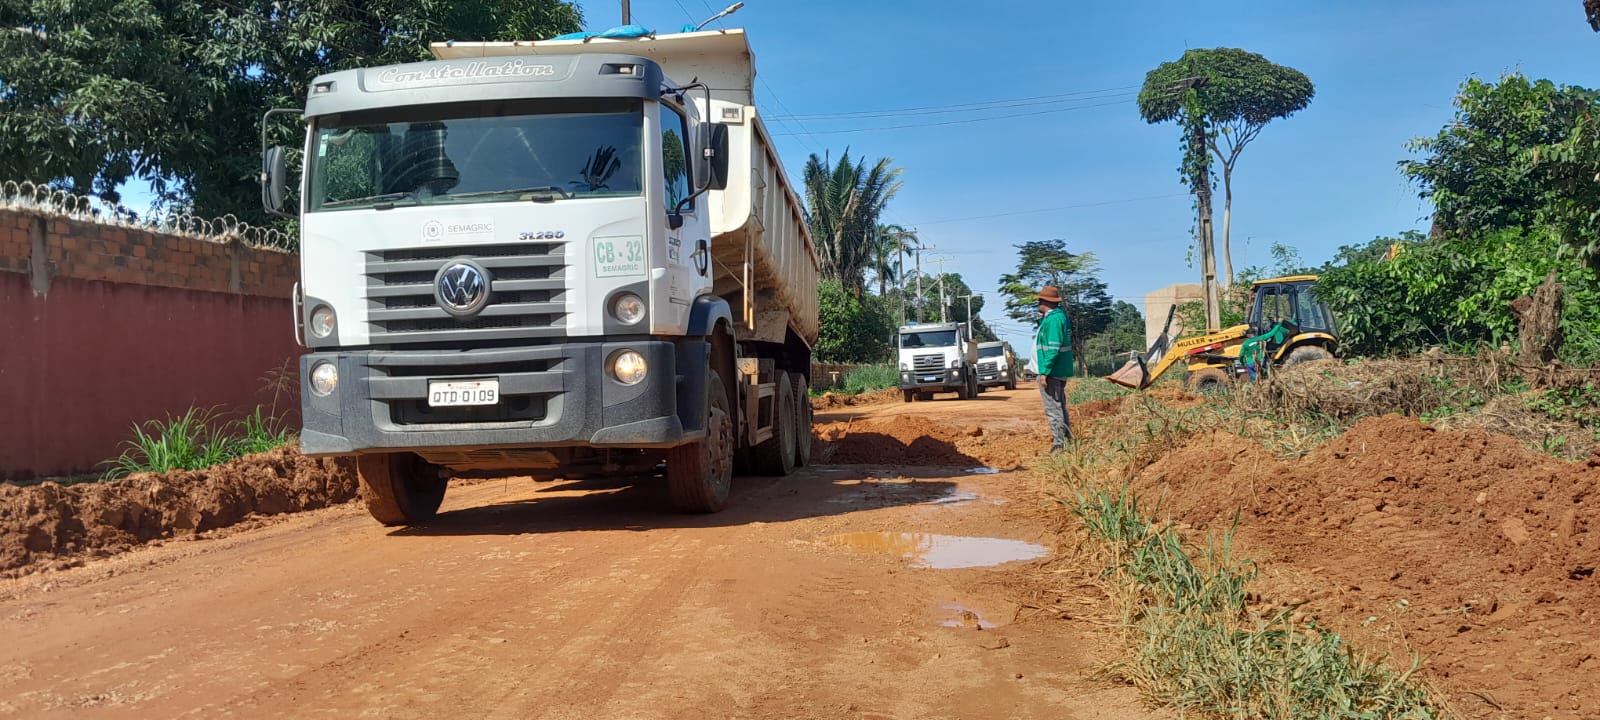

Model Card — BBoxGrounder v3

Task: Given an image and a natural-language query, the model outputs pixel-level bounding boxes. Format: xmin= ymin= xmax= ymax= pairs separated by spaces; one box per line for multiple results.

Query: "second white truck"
xmin=975 ymin=340 xmax=1018 ymax=391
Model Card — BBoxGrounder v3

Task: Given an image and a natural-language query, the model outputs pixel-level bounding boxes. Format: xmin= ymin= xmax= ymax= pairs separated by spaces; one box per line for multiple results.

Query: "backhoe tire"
xmin=1186 ymin=367 xmax=1231 ymax=394
xmin=356 ymin=452 xmax=448 ymax=526
xmin=1284 ymin=346 xmax=1334 ymax=365
xmin=751 ymin=371 xmax=796 ymax=477
xmin=669 ymin=369 xmax=734 ymax=512
xmin=792 ymin=374 xmax=813 ymax=467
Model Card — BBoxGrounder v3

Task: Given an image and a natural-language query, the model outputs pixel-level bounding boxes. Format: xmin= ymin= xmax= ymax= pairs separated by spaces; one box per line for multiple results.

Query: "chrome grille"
xmin=977 ymin=361 xmax=998 ymax=374
xmin=365 ymin=242 xmax=568 ymax=344
xmin=912 ymin=354 xmax=943 ymax=373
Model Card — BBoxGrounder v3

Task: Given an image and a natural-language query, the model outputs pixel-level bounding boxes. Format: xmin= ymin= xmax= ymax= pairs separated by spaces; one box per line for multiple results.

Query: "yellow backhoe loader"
xmin=1107 ymin=276 xmax=1339 ymax=392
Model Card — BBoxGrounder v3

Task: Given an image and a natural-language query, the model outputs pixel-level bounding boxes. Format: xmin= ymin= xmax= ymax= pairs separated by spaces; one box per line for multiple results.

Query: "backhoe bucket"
xmin=1105 ymin=305 xmax=1176 ymax=390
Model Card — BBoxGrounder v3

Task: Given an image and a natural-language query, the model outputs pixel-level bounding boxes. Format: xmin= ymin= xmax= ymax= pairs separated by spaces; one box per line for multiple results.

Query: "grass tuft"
xmin=841 ymin=365 xmax=898 ymax=395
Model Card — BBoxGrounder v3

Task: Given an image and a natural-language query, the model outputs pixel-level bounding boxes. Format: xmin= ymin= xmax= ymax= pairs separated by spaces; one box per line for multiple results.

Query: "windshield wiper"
xmin=444 ymin=186 xmax=575 ymax=202
xmin=321 ymin=191 xmax=419 ymax=210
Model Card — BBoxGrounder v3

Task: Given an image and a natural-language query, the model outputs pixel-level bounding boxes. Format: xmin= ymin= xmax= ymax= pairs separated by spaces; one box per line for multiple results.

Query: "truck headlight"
xmin=309 ymin=361 xmax=338 ymax=396
xmin=900 ymin=363 xmax=908 ymax=371
xmin=610 ymin=350 xmax=647 ymax=385
xmin=611 ymin=293 xmax=645 ymax=325
xmin=309 ymin=305 xmax=336 ymax=339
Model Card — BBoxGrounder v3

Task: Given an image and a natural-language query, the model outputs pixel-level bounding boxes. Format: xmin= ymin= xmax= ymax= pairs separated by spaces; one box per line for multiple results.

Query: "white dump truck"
xmin=261 ymin=29 xmax=819 ymax=524
xmin=896 ymin=321 xmax=978 ymax=402
xmin=975 ymin=340 xmax=1018 ymax=391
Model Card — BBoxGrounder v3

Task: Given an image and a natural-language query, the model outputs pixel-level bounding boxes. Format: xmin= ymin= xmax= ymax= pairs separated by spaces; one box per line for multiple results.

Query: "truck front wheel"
xmin=669 ymin=369 xmax=734 ymax=512
xmin=355 ymin=452 xmax=448 ymax=526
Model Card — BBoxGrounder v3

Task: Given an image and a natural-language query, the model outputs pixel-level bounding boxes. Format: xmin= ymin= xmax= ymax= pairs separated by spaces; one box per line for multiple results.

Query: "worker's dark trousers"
xmin=1040 ymin=376 xmax=1073 ymax=448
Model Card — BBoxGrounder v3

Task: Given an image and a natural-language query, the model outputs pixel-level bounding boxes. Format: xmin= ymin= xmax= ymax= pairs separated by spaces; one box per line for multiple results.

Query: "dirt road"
xmin=0 ymin=388 xmax=1160 ymax=719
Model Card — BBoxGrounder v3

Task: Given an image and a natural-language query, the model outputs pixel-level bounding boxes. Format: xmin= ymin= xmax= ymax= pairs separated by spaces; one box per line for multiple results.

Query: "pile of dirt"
xmin=812 ymin=388 xmax=900 ymax=411
xmin=813 ymin=416 xmax=1051 ymax=470
xmin=1135 ymin=414 xmax=1598 ymax=718
xmin=0 ymin=446 xmax=356 ymax=576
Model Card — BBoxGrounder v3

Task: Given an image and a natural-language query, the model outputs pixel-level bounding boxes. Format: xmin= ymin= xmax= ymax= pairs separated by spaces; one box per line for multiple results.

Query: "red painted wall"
xmin=0 ymin=272 xmax=302 ymax=479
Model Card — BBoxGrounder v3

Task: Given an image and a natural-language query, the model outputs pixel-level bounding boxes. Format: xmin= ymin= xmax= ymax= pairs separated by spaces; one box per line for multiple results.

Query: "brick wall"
xmin=0 ymin=207 xmax=302 ymax=479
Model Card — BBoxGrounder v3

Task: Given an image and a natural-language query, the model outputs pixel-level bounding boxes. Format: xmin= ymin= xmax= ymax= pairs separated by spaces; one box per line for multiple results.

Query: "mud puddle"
xmin=826 ymin=532 xmax=1048 ymax=569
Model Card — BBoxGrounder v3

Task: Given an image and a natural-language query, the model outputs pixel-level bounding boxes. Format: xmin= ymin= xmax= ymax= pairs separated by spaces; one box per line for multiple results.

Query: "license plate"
xmin=428 ymin=380 xmax=500 ymax=407
xmin=921 ymin=375 xmax=938 ymax=382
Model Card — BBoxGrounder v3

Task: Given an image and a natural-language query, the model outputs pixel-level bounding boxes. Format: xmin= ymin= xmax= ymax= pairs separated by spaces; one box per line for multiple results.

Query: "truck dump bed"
xmin=431 ymin=30 xmax=820 ymax=346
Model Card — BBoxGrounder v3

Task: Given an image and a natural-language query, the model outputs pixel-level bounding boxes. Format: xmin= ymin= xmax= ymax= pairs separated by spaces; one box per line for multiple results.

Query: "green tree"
xmin=901 ymin=270 xmax=995 ymax=339
xmin=802 ymin=150 xmax=903 ymax=294
xmin=1402 ymin=74 xmax=1598 ymax=241
xmin=1083 ymin=301 xmax=1146 ymax=376
xmin=870 ymin=223 xmax=918 ymax=297
xmin=1138 ymin=48 xmax=1315 ymax=287
xmin=996 ymin=239 xmax=1113 ymax=376
xmin=816 ymin=278 xmax=896 ymax=363
xmin=0 ymin=0 xmax=582 ymax=219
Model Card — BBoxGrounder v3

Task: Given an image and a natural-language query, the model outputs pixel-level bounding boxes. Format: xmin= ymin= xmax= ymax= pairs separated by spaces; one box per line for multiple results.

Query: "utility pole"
xmin=959 ymin=294 xmax=978 ymax=338
xmin=621 ymin=0 xmax=631 ymax=24
xmin=913 ymin=246 xmax=923 ymax=323
xmin=896 ymin=229 xmax=906 ymax=326
xmin=935 ymin=257 xmax=947 ymax=323
xmin=1174 ymin=74 xmax=1219 ymax=331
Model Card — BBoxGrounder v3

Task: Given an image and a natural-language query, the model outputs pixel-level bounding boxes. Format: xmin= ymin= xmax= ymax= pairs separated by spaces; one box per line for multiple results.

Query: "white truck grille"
xmin=364 ymin=242 xmax=569 ymax=344
xmin=912 ymin=354 xmax=944 ymax=373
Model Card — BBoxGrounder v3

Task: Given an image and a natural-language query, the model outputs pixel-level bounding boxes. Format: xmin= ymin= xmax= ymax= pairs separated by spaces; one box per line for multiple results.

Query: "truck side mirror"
xmin=261 ymin=146 xmax=288 ymax=215
xmin=699 ymin=123 xmax=729 ymax=192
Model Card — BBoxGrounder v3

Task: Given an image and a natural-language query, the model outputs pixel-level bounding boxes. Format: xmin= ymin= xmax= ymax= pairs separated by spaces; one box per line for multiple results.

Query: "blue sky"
xmin=120 ymin=0 xmax=1597 ymax=356
xmin=585 ymin=0 xmax=1599 ymax=354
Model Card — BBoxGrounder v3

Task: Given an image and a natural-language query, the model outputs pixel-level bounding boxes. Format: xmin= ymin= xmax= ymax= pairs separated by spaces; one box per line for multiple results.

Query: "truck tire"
xmin=1006 ymin=377 xmax=1017 ymax=391
xmin=751 ymin=371 xmax=796 ymax=476
xmin=1186 ymin=367 xmax=1230 ymax=394
xmin=669 ymin=369 xmax=734 ymax=512
xmin=355 ymin=452 xmax=448 ymax=526
xmin=902 ymin=389 xmax=914 ymax=403
xmin=792 ymin=374 xmax=813 ymax=467
xmin=1284 ymin=346 xmax=1334 ymax=365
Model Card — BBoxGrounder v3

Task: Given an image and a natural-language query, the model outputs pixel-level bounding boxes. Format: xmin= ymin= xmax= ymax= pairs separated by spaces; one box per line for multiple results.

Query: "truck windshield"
xmin=900 ymin=330 xmax=957 ymax=348
xmin=307 ymin=98 xmax=644 ymax=212
xmin=978 ymin=346 xmax=1005 ymax=358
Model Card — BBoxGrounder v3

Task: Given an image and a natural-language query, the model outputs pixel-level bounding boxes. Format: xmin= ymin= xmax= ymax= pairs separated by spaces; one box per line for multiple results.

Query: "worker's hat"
xmin=1036 ymin=286 xmax=1063 ymax=303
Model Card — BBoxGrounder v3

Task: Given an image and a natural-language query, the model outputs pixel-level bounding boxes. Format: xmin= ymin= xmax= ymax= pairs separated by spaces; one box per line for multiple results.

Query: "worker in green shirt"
xmin=1239 ymin=321 xmax=1291 ymax=382
xmin=1034 ymin=286 xmax=1074 ymax=451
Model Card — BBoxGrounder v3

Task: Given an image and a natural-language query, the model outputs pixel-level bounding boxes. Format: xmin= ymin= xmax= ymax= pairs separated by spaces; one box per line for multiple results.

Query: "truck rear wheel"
xmin=792 ymin=374 xmax=813 ymax=467
xmin=355 ymin=452 xmax=448 ymax=526
xmin=669 ymin=369 xmax=734 ymax=512
xmin=751 ymin=371 xmax=796 ymax=476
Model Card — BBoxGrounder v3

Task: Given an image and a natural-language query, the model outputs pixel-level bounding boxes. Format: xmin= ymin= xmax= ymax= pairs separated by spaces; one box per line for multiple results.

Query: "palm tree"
xmin=802 ymin=150 xmax=903 ymax=295
xmin=872 ymin=223 xmax=918 ymax=296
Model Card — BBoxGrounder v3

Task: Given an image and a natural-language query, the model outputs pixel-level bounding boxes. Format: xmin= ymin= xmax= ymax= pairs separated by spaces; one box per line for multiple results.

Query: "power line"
xmin=910 ymin=193 xmax=1190 ymax=226
xmin=770 ymin=86 xmax=1139 ymax=121
xmin=771 ymin=98 xmax=1136 ymax=136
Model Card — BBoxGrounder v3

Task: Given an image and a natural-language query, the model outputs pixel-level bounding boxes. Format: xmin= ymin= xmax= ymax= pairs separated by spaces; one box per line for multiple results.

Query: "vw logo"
xmin=434 ymin=260 xmax=490 ymax=317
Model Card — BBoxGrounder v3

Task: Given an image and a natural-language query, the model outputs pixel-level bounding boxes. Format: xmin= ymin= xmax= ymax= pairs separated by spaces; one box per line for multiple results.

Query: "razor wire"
xmin=0 ymin=180 xmax=296 ymax=252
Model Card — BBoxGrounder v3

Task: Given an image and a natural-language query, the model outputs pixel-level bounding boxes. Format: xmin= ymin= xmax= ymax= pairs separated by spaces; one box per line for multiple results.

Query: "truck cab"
xmin=897 ymin=322 xmax=979 ymax=402
xmin=975 ymin=341 xmax=1018 ymax=391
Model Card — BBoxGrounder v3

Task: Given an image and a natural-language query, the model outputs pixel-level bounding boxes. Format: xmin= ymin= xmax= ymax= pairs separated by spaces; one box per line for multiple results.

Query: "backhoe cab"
xmin=1106 ymin=276 xmax=1339 ymax=392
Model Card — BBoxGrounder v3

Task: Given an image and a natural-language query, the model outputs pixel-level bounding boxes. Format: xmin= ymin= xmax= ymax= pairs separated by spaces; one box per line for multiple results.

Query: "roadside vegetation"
xmin=103 ymin=405 xmax=295 ymax=479
xmin=1050 ymin=378 xmax=1451 ymax=717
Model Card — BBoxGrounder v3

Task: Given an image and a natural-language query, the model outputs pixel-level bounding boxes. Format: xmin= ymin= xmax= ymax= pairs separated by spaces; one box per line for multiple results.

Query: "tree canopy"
xmin=1138 ymin=47 xmax=1314 ymax=287
xmin=996 ymin=239 xmax=1113 ymax=375
xmin=0 ymin=0 xmax=583 ymax=218
xmin=802 ymin=150 xmax=902 ymax=294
